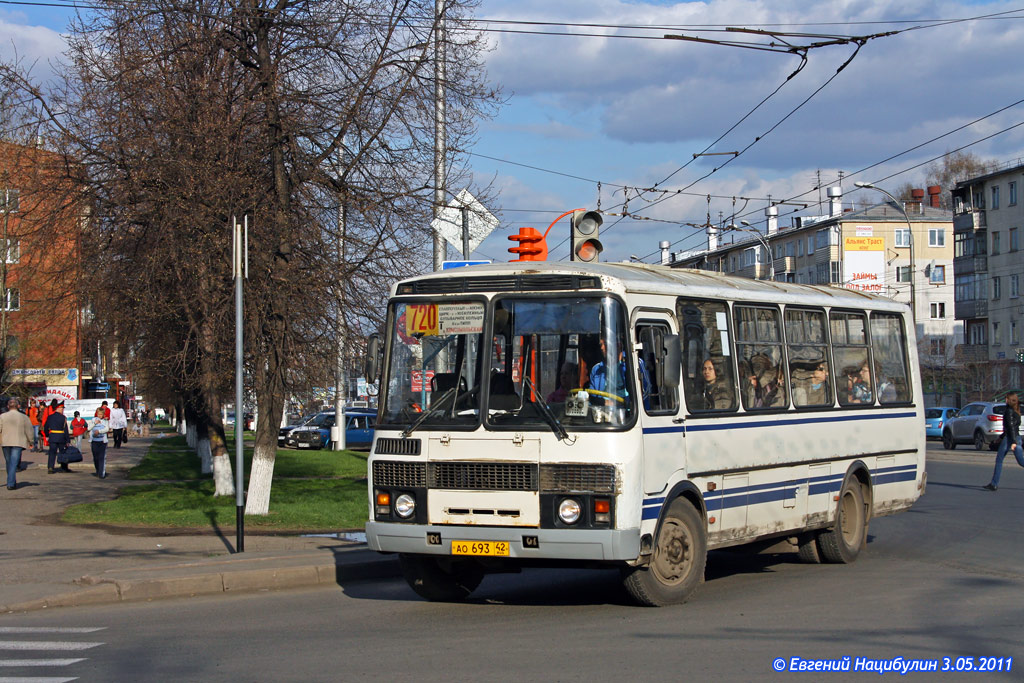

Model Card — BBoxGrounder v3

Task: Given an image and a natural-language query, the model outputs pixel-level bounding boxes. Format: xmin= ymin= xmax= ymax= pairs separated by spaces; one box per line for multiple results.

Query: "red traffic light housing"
xmin=508 ymin=226 xmax=548 ymax=261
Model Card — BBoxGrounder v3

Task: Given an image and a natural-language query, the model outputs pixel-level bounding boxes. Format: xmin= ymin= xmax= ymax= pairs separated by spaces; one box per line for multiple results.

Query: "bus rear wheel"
xmin=399 ymin=554 xmax=484 ymax=602
xmin=622 ymin=498 xmax=706 ymax=606
xmin=817 ymin=480 xmax=866 ymax=564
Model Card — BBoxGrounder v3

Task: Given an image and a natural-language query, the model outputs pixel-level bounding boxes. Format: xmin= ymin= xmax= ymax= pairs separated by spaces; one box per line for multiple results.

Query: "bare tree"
xmin=3 ymin=0 xmax=498 ymax=511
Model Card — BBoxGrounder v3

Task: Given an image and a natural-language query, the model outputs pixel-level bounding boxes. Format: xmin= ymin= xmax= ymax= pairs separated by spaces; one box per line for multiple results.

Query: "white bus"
xmin=365 ymin=262 xmax=925 ymax=605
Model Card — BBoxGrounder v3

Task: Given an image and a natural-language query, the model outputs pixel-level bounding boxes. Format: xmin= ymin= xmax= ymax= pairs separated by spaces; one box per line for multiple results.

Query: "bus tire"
xmin=817 ymin=480 xmax=866 ymax=564
xmin=796 ymin=533 xmax=822 ymax=563
xmin=399 ymin=554 xmax=484 ymax=602
xmin=622 ymin=498 xmax=706 ymax=606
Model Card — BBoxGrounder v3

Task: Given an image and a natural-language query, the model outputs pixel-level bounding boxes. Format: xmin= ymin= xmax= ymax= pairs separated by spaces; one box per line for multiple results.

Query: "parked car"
xmin=279 ymin=412 xmax=318 ymax=447
xmin=290 ymin=409 xmax=377 ymax=450
xmin=925 ymin=407 xmax=957 ymax=440
xmin=942 ymin=402 xmax=1006 ymax=450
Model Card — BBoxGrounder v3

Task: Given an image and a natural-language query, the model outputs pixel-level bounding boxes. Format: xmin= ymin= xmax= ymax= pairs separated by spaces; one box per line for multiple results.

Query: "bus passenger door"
xmin=635 ymin=317 xmax=685 ymax=494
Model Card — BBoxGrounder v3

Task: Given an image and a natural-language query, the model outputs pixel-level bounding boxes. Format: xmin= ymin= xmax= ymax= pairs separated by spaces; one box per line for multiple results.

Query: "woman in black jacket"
xmin=984 ymin=391 xmax=1022 ymax=491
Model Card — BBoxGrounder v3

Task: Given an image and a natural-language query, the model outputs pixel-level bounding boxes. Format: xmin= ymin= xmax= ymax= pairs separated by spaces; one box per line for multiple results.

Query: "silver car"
xmin=942 ymin=402 xmax=1006 ymax=451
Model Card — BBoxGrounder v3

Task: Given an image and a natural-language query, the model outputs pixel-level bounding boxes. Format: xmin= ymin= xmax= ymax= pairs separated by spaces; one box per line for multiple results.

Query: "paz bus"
xmin=365 ymin=261 xmax=925 ymax=606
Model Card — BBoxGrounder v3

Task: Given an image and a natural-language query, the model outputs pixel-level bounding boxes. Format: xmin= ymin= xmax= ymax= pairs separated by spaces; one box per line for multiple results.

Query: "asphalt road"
xmin=2 ymin=448 xmax=1023 ymax=681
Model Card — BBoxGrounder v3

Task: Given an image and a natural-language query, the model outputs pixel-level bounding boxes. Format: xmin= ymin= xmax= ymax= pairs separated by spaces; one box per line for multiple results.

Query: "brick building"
xmin=0 ymin=139 xmax=84 ymax=401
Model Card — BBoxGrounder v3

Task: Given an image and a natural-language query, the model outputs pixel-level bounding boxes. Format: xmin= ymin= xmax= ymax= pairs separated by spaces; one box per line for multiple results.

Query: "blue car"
xmin=925 ymin=407 xmax=957 ymax=439
xmin=292 ymin=409 xmax=376 ymax=450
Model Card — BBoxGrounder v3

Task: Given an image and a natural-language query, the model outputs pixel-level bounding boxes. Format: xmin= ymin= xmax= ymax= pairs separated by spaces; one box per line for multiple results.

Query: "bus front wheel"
xmin=817 ymin=479 xmax=867 ymax=564
xmin=399 ymin=554 xmax=484 ymax=602
xmin=622 ymin=498 xmax=706 ymax=606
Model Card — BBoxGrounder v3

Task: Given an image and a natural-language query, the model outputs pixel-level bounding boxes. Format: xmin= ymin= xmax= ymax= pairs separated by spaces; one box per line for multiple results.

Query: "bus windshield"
xmin=379 ymin=295 xmax=637 ymax=431
xmin=380 ymin=300 xmax=487 ymax=430
xmin=487 ymin=295 xmax=635 ymax=430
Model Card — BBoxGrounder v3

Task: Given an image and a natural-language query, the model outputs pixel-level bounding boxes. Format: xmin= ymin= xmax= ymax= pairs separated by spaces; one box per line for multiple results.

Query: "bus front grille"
xmin=373 ymin=461 xmax=426 ymax=488
xmin=375 ymin=437 xmax=422 ymax=456
xmin=540 ymin=464 xmax=617 ymax=494
xmin=428 ymin=462 xmax=538 ymax=491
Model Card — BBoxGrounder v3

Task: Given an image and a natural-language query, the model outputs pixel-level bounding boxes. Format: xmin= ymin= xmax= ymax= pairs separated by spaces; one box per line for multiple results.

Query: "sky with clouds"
xmin=3 ymin=0 xmax=1024 ymax=264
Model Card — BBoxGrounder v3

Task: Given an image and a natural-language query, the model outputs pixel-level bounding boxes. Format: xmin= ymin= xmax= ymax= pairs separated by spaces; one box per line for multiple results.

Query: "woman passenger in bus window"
xmin=847 ymin=362 xmax=873 ymax=404
xmin=701 ymin=358 xmax=733 ymax=409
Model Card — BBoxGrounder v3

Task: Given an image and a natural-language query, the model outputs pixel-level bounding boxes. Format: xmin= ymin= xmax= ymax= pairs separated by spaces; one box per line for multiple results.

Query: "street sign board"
xmin=442 ymin=260 xmax=491 ymax=270
xmin=430 ymin=189 xmax=499 ymax=257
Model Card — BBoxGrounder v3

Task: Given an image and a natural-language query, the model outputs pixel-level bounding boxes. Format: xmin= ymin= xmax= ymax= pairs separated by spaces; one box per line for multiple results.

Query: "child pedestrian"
xmin=70 ymin=411 xmax=88 ymax=450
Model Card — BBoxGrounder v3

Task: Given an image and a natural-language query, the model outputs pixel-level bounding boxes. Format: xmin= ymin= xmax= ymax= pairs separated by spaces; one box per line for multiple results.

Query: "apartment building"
xmin=671 ymin=187 xmax=960 ymax=405
xmin=952 ymin=158 xmax=1024 ymax=398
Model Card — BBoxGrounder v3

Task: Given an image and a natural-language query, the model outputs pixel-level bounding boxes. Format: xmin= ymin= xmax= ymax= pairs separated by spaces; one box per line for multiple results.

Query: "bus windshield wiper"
xmin=401 ymin=388 xmax=457 ymax=438
xmin=522 ymin=376 xmax=571 ymax=442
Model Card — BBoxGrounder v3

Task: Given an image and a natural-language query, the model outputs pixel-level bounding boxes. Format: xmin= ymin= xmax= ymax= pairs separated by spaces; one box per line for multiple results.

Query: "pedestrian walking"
xmin=109 ymin=400 xmax=128 ymax=448
xmin=70 ymin=411 xmax=88 ymax=450
xmin=42 ymin=401 xmax=71 ymax=473
xmin=27 ymin=399 xmax=41 ymax=452
xmin=984 ymin=391 xmax=1023 ymax=491
xmin=89 ymin=407 xmax=109 ymax=478
xmin=1 ymin=397 xmax=35 ymax=489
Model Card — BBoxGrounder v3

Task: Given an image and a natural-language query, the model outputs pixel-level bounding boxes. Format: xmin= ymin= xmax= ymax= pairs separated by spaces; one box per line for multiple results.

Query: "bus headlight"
xmin=558 ymin=498 xmax=581 ymax=525
xmin=394 ymin=493 xmax=416 ymax=519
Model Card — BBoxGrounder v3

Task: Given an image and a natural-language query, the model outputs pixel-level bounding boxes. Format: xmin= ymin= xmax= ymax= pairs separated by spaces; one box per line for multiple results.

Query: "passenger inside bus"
xmin=546 ymin=361 xmax=580 ymax=404
xmin=846 ymin=362 xmax=873 ymax=404
xmin=792 ymin=361 xmax=830 ymax=406
xmin=701 ymin=358 xmax=734 ymax=409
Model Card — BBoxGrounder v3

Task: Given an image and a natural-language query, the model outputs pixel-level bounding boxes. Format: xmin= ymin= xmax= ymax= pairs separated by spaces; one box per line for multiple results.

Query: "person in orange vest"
xmin=27 ymin=399 xmax=41 ymax=452
xmin=40 ymin=399 xmax=58 ymax=450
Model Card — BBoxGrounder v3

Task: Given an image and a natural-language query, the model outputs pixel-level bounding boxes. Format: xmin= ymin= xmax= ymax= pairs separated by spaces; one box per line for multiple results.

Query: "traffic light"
xmin=571 ymin=209 xmax=603 ymax=262
xmin=508 ymin=226 xmax=548 ymax=261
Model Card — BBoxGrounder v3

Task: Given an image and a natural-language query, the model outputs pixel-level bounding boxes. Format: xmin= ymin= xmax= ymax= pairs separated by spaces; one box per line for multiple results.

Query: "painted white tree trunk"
xmin=186 ymin=423 xmax=196 ymax=448
xmin=244 ymin=444 xmax=276 ymax=515
xmin=179 ymin=418 xmax=187 ymax=436
xmin=212 ymin=453 xmax=235 ymax=496
xmin=198 ymin=437 xmax=212 ymax=474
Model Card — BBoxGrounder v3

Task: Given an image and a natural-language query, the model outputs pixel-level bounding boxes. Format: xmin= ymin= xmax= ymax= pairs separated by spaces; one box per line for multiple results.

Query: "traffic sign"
xmin=442 ymin=260 xmax=491 ymax=270
xmin=430 ymin=189 xmax=499 ymax=256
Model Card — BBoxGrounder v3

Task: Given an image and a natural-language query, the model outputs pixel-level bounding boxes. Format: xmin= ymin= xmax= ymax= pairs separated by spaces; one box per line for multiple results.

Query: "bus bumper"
xmin=366 ymin=521 xmax=641 ymax=562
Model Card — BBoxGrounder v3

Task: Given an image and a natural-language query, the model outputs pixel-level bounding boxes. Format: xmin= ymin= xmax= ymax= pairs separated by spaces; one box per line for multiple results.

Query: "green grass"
xmin=63 ymin=479 xmax=369 ymax=530
xmin=130 ymin=435 xmax=369 ymax=480
xmin=64 ymin=435 xmax=371 ymax=531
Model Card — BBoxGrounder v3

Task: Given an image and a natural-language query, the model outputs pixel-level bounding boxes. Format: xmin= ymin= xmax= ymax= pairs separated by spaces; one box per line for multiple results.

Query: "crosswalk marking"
xmin=0 ymin=629 xmax=103 ymax=635
xmin=0 ymin=660 xmax=85 ymax=667
xmin=0 ymin=678 xmax=77 ymax=683
xmin=0 ymin=643 xmax=102 ymax=652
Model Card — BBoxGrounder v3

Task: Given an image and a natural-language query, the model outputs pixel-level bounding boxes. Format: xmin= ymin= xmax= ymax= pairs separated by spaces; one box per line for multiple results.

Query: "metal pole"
xmin=855 ymin=183 xmax=916 ymax=330
xmin=334 ymin=200 xmax=346 ymax=451
xmin=461 ymin=204 xmax=470 ymax=258
xmin=234 ymin=216 xmax=246 ymax=552
xmin=432 ymin=0 xmax=447 ymax=271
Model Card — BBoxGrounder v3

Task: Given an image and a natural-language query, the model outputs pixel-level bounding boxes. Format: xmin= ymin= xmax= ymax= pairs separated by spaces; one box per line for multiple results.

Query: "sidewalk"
xmin=1 ymin=432 xmax=399 ymax=614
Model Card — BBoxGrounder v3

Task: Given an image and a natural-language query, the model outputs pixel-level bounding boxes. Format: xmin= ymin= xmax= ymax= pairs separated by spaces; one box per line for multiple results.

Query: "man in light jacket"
xmin=1 ymin=398 xmax=36 ymax=489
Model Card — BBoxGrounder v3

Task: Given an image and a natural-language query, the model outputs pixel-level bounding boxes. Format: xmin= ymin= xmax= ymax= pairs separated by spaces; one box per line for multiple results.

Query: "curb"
xmin=1 ymin=554 xmax=402 ymax=614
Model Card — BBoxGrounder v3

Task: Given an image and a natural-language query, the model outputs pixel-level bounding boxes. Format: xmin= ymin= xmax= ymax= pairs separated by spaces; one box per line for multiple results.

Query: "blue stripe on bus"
xmin=641 ymin=464 xmax=918 ymax=519
xmin=681 ymin=411 xmax=917 ymax=433
xmin=641 ymin=425 xmax=687 ymax=435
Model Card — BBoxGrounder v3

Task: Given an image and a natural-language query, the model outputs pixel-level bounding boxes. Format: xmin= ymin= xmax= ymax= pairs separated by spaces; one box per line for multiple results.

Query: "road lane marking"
xmin=0 ymin=642 xmax=102 ymax=651
xmin=0 ymin=659 xmax=85 ymax=667
xmin=0 ymin=629 xmax=104 ymax=635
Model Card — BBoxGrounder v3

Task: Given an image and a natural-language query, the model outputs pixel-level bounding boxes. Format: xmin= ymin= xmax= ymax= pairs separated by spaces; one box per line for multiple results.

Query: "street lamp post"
xmin=854 ymin=182 xmax=916 ymax=329
xmin=730 ymin=220 xmax=775 ymax=280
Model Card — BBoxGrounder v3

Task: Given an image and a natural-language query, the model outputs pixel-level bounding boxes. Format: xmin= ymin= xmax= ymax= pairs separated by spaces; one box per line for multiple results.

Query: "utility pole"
xmin=232 ymin=216 xmax=248 ymax=552
xmin=432 ymin=0 xmax=447 ymax=272
xmin=855 ymin=182 xmax=916 ymax=330
xmin=333 ymin=199 xmax=346 ymax=451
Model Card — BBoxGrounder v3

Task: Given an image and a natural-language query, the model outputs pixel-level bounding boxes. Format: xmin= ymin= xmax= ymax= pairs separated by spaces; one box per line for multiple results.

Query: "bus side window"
xmin=636 ymin=322 xmax=678 ymax=414
xmin=831 ymin=310 xmax=872 ymax=406
xmin=677 ymin=299 xmax=737 ymax=413
xmin=870 ymin=312 xmax=912 ymax=403
xmin=785 ymin=307 xmax=832 ymax=408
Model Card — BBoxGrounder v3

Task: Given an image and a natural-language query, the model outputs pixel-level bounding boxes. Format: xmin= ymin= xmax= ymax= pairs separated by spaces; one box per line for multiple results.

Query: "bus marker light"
xmin=833 ymin=495 xmax=840 ymax=501
xmin=594 ymin=499 xmax=610 ymax=514
xmin=709 ymin=516 xmax=716 ymax=524
xmin=707 ymin=482 xmax=717 ymax=491
xmin=376 ymin=492 xmax=391 ymax=506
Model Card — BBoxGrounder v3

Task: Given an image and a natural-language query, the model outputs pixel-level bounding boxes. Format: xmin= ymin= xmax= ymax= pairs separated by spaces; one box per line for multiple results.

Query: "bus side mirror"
xmin=365 ymin=333 xmax=381 ymax=380
xmin=662 ymin=334 xmax=681 ymax=388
